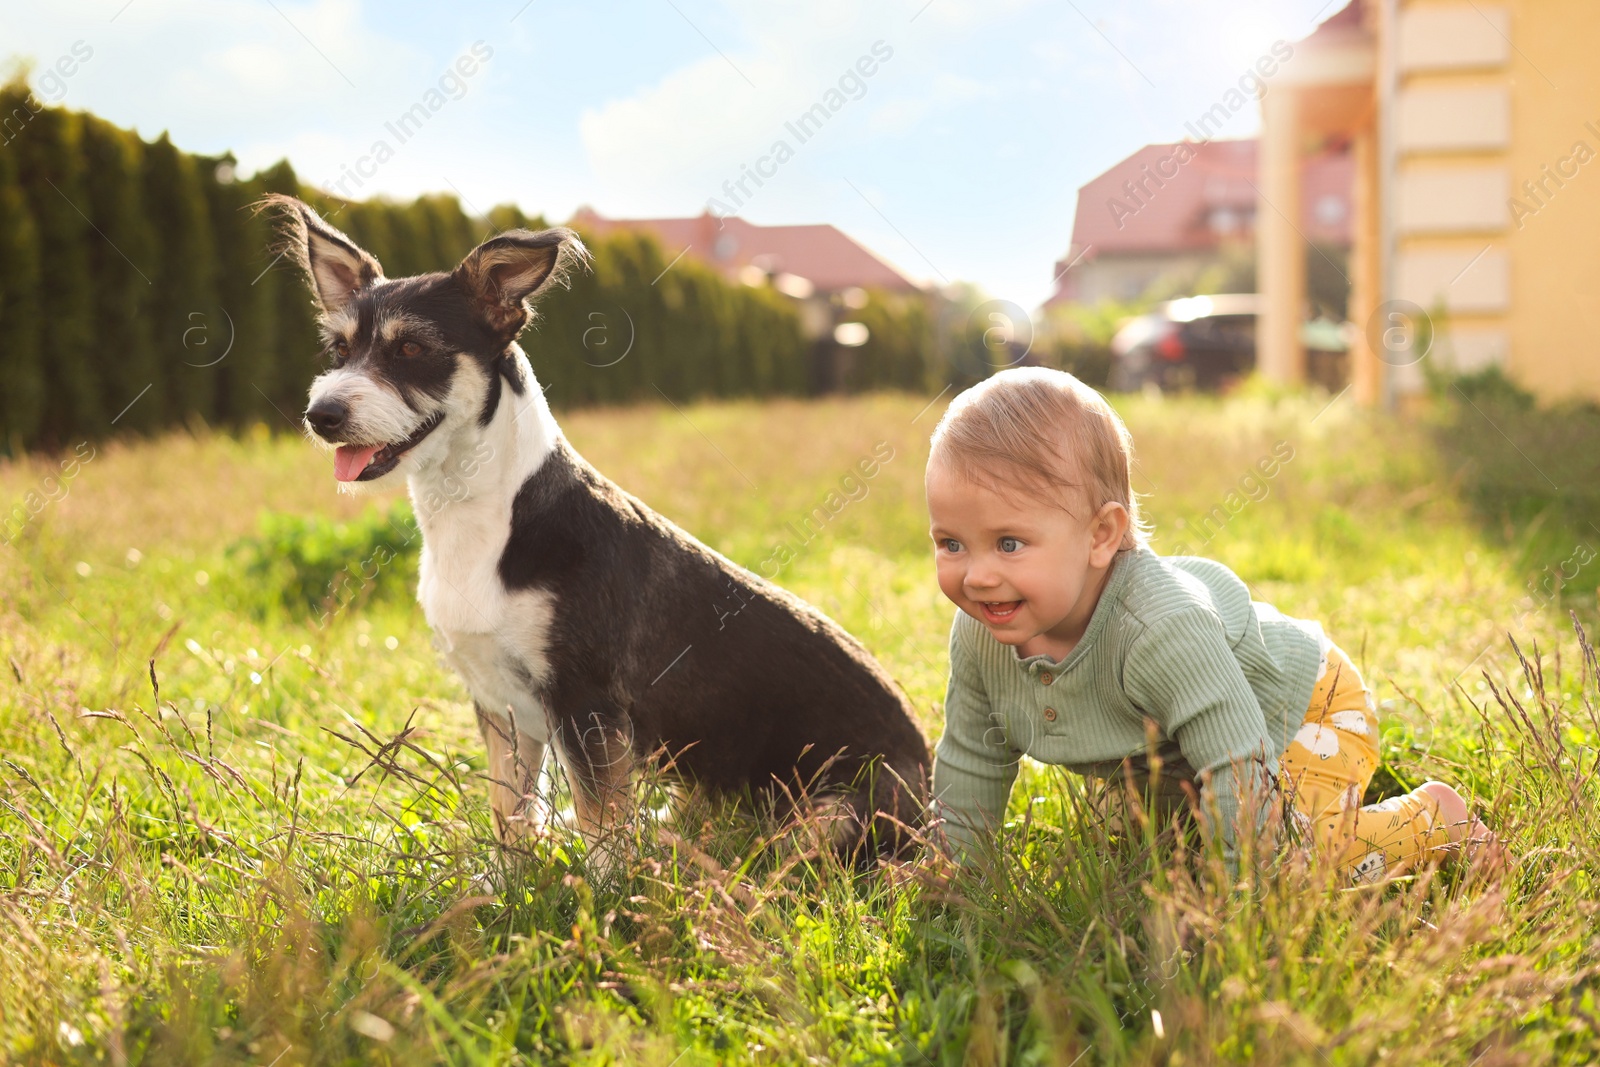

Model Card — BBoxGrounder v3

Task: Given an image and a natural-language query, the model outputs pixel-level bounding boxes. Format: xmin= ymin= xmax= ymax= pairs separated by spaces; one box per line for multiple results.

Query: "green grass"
xmin=1 ymin=388 xmax=1598 ymax=1065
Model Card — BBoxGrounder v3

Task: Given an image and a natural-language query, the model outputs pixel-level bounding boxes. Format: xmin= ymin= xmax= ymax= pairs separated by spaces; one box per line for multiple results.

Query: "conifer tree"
xmin=198 ymin=154 xmax=276 ymax=425
xmin=0 ymin=89 xmax=43 ymax=451
xmin=81 ymin=114 xmax=159 ymax=434
xmin=142 ymin=132 xmax=218 ymax=427
xmin=486 ymin=202 xmax=546 ymax=233
xmin=377 ymin=195 xmax=426 ymax=278
xmin=257 ymin=160 xmax=321 ymax=424
xmin=11 ymin=91 xmax=100 ymax=444
xmin=416 ymin=193 xmax=476 ymax=269
xmin=343 ymin=199 xmax=397 ymax=277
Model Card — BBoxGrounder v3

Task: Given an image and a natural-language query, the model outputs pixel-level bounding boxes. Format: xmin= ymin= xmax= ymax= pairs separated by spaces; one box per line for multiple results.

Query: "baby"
xmin=926 ymin=368 xmax=1495 ymax=881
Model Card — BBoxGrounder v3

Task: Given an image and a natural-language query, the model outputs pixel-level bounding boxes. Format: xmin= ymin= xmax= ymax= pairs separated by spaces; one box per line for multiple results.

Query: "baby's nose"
xmin=964 ymin=567 xmax=1002 ymax=591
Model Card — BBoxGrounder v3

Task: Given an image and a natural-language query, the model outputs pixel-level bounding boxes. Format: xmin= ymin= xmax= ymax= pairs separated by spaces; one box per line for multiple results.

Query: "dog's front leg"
xmin=475 ymin=703 xmax=547 ymax=843
xmin=550 ymin=703 xmax=637 ymax=882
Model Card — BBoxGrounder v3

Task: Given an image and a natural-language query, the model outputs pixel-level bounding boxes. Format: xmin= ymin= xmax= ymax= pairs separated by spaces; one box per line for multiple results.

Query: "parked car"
xmin=1108 ymin=294 xmax=1349 ymax=393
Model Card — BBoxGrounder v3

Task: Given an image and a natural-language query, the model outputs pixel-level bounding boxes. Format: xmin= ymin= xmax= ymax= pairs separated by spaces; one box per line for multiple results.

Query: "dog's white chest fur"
xmin=418 ymin=510 xmax=557 ymax=744
xmin=410 ymin=360 xmax=562 ymax=744
xmin=428 ymin=603 xmax=556 ymax=745
xmin=416 ymin=489 xmax=515 ymax=634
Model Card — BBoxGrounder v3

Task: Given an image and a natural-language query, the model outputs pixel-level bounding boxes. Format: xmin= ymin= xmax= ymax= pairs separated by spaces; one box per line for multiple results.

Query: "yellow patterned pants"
xmin=1281 ymin=641 xmax=1453 ymax=883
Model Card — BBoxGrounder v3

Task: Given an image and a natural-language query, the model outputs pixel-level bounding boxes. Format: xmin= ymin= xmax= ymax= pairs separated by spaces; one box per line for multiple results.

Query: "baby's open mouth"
xmin=979 ymin=600 xmax=1023 ymax=623
xmin=333 ymin=413 xmax=443 ymax=483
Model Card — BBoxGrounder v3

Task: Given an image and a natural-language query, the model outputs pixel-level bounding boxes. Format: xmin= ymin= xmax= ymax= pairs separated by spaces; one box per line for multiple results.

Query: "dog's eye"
xmin=401 ymin=341 xmax=423 ymax=357
xmin=334 ymin=341 xmax=350 ymax=360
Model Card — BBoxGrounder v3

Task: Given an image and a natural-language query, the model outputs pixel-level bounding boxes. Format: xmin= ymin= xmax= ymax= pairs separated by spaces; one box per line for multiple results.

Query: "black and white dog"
xmin=269 ymin=196 xmax=929 ymax=867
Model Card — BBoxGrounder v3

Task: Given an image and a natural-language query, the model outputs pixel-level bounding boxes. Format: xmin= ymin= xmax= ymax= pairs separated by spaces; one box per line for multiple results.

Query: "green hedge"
xmin=0 ymin=76 xmax=981 ymax=455
xmin=0 ymin=84 xmax=809 ymax=453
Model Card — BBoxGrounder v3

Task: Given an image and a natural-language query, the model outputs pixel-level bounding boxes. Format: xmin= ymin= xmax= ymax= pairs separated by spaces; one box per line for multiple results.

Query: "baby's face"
xmin=926 ymin=458 xmax=1121 ymax=656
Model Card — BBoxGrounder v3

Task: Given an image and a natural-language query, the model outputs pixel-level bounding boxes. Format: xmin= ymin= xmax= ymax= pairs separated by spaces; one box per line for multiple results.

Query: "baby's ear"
xmin=1092 ymin=501 xmax=1131 ymax=562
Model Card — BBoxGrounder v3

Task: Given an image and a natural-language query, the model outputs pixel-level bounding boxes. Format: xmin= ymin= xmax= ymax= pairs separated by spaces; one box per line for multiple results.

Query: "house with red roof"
xmin=1046 ymin=138 xmax=1353 ymax=307
xmin=568 ymin=208 xmax=918 ymax=297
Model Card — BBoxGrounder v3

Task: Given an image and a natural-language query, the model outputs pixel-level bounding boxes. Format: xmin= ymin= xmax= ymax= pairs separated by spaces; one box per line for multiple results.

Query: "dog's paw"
xmin=470 ymin=866 xmax=507 ymax=898
xmin=581 ymin=834 xmax=634 ymax=888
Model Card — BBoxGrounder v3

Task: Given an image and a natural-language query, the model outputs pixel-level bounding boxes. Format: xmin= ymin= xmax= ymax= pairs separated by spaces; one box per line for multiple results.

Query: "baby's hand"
xmin=877 ymin=838 xmax=959 ymax=898
xmin=1458 ymin=816 xmax=1510 ymax=883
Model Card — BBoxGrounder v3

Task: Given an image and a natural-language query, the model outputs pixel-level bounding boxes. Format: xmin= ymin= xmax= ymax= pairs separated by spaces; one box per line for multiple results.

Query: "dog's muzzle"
xmin=305 ymin=397 xmax=350 ymax=442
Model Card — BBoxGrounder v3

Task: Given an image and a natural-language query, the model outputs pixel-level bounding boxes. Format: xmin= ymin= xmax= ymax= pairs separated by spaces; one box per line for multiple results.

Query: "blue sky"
xmin=3 ymin=0 xmax=1337 ymax=307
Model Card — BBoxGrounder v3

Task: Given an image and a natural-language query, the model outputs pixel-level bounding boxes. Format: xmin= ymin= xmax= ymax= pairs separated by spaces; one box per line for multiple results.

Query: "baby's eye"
xmin=999 ymin=537 xmax=1022 ymax=553
xmin=940 ymin=538 xmax=962 ymax=554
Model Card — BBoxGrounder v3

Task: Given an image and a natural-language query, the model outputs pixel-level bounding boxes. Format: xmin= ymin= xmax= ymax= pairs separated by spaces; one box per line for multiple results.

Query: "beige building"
xmin=1258 ymin=0 xmax=1600 ymax=406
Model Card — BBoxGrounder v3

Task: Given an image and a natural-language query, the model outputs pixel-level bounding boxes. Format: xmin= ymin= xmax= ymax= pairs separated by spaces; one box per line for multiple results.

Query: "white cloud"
xmin=578 ymin=53 xmax=777 ymax=199
xmin=2 ymin=0 xmax=439 ymax=174
xmin=577 ymin=0 xmax=974 ymax=213
xmin=862 ymin=71 xmax=995 ymax=134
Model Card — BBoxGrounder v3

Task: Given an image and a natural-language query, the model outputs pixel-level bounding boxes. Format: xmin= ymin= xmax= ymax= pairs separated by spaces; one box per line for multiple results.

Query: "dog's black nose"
xmin=305 ymin=398 xmax=349 ymax=439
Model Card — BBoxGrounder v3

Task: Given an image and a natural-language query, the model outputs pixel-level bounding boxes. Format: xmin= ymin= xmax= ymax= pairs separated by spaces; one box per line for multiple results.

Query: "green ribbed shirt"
xmin=931 ymin=544 xmax=1325 ymax=859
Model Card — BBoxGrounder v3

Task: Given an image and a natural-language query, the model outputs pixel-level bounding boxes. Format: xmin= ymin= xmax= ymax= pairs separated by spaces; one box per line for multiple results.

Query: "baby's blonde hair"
xmin=928 ymin=368 xmax=1150 ymax=552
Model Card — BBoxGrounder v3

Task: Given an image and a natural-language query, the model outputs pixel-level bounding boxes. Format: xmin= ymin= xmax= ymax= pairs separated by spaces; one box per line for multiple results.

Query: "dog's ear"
xmin=453 ymin=228 xmax=587 ymax=339
xmin=258 ymin=194 xmax=383 ymax=314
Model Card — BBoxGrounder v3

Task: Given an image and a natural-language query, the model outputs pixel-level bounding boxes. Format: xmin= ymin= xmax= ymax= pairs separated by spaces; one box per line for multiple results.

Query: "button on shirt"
xmin=931 ymin=545 xmax=1325 ymax=860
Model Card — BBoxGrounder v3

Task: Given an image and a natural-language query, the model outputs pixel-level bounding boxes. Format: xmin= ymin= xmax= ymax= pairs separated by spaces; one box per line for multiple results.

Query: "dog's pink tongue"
xmin=334 ymin=444 xmax=382 ymax=483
